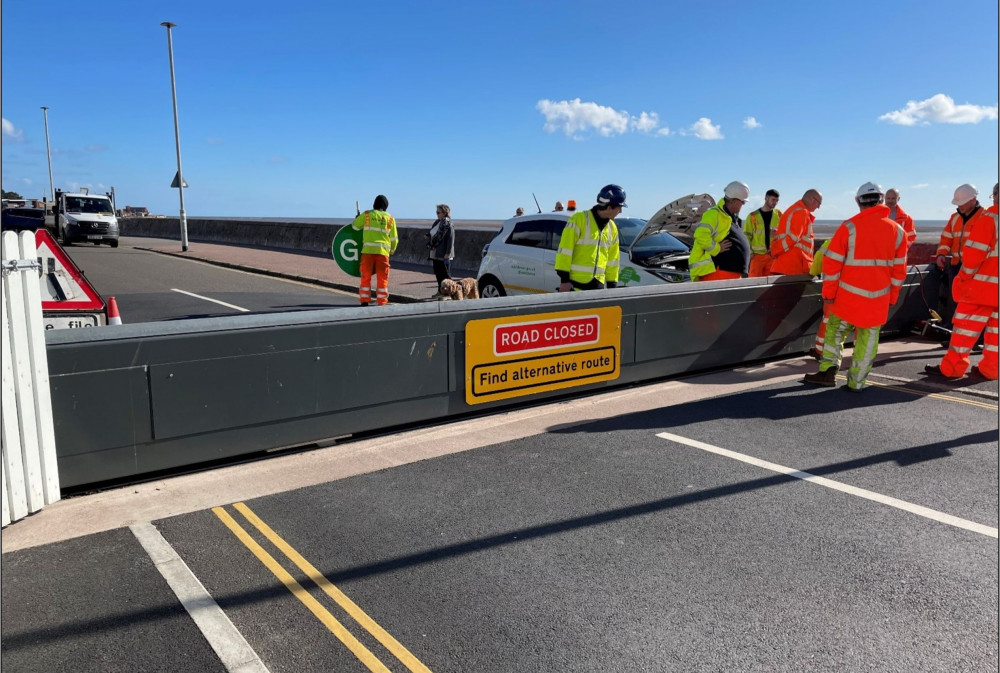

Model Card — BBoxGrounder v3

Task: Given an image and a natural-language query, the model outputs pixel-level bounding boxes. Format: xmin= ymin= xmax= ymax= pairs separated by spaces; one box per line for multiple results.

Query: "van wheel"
xmin=479 ymin=277 xmax=506 ymax=298
xmin=109 ymin=240 xmax=119 ymax=248
xmin=58 ymin=223 xmax=72 ymax=246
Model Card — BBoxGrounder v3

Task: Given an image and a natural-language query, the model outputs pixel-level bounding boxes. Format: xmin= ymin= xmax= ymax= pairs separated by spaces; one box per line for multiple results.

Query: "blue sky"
xmin=2 ymin=0 xmax=997 ymax=221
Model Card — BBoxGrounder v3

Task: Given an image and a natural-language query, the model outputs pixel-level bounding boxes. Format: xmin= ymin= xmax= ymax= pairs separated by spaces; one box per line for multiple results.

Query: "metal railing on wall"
xmin=2 ymin=230 xmax=60 ymax=527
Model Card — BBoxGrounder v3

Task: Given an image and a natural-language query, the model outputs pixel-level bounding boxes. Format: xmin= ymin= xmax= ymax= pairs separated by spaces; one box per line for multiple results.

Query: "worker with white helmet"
xmin=932 ymin=183 xmax=985 ymax=329
xmin=926 ymin=181 xmax=999 ymax=380
xmin=688 ymin=180 xmax=752 ymax=281
xmin=803 ymin=182 xmax=907 ymax=392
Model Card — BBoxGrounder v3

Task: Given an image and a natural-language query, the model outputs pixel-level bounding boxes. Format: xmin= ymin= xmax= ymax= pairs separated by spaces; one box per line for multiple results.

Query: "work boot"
xmin=803 ymin=367 xmax=838 ymax=387
xmin=840 ymin=384 xmax=863 ymax=394
xmin=924 ymin=364 xmax=962 ymax=379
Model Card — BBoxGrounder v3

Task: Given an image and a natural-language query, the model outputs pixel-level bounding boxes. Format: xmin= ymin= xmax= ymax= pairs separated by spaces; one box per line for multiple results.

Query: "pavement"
xmin=125 ymin=235 xmax=471 ymax=304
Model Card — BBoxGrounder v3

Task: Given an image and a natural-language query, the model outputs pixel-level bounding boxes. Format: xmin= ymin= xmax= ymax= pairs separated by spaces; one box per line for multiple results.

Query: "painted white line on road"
xmin=655 ymin=431 xmax=999 ymax=539
xmin=171 ymin=288 xmax=250 ymax=312
xmin=130 ymin=522 xmax=271 ymax=673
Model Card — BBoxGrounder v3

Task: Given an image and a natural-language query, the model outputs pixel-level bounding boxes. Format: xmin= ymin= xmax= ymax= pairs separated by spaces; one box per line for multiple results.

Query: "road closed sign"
xmin=465 ymin=306 xmax=621 ymax=405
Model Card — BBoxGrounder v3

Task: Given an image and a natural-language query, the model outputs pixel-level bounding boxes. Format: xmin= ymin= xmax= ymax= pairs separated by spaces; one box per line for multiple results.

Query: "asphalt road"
xmin=3 ymin=350 xmax=996 ymax=673
xmin=64 ymin=242 xmax=357 ymax=323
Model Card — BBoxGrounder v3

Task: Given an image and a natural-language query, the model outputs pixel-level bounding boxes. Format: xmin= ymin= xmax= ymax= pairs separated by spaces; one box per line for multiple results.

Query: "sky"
xmin=2 ymin=0 xmax=997 ymax=222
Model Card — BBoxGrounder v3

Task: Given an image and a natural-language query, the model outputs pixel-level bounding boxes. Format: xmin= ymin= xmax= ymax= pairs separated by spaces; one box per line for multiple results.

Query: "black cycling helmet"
xmin=596 ymin=184 xmax=627 ymax=208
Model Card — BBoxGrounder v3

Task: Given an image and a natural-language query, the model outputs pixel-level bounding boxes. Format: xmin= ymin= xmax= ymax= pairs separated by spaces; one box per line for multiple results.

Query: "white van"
xmin=46 ymin=188 xmax=120 ymax=247
xmin=476 ymin=193 xmax=714 ymax=297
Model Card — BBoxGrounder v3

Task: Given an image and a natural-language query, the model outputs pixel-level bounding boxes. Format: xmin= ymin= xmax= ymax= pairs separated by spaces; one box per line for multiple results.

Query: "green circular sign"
xmin=331 ymin=225 xmax=363 ymax=277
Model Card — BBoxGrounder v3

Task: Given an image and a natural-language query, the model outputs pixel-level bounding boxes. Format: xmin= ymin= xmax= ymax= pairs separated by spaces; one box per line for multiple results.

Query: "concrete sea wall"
xmin=119 ymin=217 xmax=495 ymax=272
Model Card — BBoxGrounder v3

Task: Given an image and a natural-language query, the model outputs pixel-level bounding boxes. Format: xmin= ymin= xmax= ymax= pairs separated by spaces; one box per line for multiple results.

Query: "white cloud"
xmin=910 ymin=183 xmax=930 ymax=189
xmin=633 ymin=111 xmax=659 ymax=133
xmin=2 ymin=117 xmax=25 ymax=142
xmin=206 ymin=137 xmax=224 ymax=146
xmin=86 ymin=144 xmax=107 ymax=152
xmin=878 ymin=93 xmax=998 ymax=126
xmin=268 ymin=155 xmax=286 ymax=164
xmin=536 ymin=98 xmax=669 ymax=137
xmin=684 ymin=117 xmax=724 ymax=140
xmin=743 ymin=117 xmax=762 ymax=129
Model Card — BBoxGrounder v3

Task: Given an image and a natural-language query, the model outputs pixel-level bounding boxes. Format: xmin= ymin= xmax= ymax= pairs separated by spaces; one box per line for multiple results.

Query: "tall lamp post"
xmin=161 ymin=21 xmax=188 ymax=251
xmin=41 ymin=106 xmax=54 ymax=201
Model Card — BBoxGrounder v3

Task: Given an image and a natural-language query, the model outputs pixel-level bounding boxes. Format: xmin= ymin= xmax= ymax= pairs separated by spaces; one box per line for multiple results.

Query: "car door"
xmin=500 ymin=218 xmax=555 ymax=294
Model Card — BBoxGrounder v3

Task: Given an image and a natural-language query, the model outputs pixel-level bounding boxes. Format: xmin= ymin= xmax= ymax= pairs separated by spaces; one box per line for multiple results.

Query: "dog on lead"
xmin=438 ymin=278 xmax=479 ymax=300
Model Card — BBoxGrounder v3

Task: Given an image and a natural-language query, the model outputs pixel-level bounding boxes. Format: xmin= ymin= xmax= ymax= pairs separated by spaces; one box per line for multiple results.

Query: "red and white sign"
xmin=493 ymin=315 xmax=600 ymax=356
xmin=34 ymin=229 xmax=105 ymax=311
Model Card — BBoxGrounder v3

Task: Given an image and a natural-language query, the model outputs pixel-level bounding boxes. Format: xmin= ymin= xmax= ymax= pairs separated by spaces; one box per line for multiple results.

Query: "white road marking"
xmin=131 ymin=522 xmax=271 ymax=673
xmin=172 ymin=288 xmax=250 ymax=312
xmin=655 ymin=431 xmax=999 ymax=539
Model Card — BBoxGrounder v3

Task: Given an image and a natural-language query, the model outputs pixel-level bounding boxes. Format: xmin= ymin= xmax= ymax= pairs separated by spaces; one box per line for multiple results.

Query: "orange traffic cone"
xmin=107 ymin=296 xmax=122 ymax=325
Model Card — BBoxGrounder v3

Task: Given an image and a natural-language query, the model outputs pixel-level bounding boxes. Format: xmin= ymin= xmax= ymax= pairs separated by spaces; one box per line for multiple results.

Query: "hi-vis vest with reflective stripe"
xmin=351 ymin=209 xmax=398 ymax=256
xmin=688 ymin=203 xmax=734 ymax=280
xmin=743 ymin=207 xmax=782 ymax=255
xmin=770 ymin=200 xmax=815 ymax=275
xmin=954 ymin=205 xmax=999 ymax=308
xmin=936 ymin=205 xmax=984 ymax=266
xmin=554 ymin=210 xmax=620 ymax=287
xmin=821 ymin=204 xmax=907 ymax=329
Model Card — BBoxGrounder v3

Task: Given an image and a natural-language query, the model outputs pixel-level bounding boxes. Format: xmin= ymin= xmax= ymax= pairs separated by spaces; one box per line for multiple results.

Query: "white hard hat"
xmin=952 ymin=183 xmax=979 ymax=205
xmin=723 ymin=181 xmax=750 ymax=201
xmin=855 ymin=182 xmax=884 ymax=199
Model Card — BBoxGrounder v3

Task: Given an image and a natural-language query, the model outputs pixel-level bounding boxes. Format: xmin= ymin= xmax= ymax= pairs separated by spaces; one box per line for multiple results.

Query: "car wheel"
xmin=479 ymin=277 xmax=506 ymax=298
xmin=109 ymin=240 xmax=119 ymax=248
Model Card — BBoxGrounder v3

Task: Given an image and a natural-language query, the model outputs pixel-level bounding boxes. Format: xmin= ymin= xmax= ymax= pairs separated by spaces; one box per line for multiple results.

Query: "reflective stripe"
xmin=954 ymin=312 xmax=989 ymax=323
xmin=966 ymin=240 xmax=990 ymax=252
xmin=825 ymin=272 xmax=841 ymax=281
xmin=557 ymin=247 xmax=574 ymax=256
xmin=689 ymin=258 xmax=713 ymax=270
xmin=953 ymin=326 xmax=981 ymax=338
xmin=839 ymin=281 xmax=890 ymax=298
xmin=570 ymin=264 xmax=595 ymax=272
xmin=825 ymin=250 xmax=845 ymax=262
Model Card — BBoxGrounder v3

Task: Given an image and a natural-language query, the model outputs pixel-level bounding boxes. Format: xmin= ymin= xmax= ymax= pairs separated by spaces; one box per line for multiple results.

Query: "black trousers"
xmin=432 ymin=259 xmax=451 ymax=285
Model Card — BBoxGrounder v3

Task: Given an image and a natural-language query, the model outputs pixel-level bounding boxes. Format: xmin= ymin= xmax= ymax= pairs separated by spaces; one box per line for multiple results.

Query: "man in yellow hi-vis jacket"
xmin=555 ymin=184 xmax=625 ymax=292
xmin=351 ymin=194 xmax=398 ymax=306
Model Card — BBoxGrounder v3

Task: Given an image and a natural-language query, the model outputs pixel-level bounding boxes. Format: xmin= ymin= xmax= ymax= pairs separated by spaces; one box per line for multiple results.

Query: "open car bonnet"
xmin=631 ymin=193 xmax=716 ymax=250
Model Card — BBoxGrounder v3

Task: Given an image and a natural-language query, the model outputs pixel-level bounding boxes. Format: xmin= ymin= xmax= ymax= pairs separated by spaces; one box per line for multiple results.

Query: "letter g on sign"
xmin=331 ymin=225 xmax=364 ymax=277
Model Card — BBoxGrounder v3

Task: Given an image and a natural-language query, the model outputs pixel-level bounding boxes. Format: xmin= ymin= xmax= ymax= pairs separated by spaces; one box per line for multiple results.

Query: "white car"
xmin=476 ymin=193 xmax=714 ymax=297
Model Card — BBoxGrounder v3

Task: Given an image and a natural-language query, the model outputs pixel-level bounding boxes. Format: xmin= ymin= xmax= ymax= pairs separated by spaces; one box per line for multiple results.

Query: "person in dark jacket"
xmin=426 ymin=203 xmax=455 ymax=287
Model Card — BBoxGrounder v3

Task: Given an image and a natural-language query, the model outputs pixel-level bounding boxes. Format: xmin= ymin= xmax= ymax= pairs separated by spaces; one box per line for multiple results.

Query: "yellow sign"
xmin=465 ymin=306 xmax=622 ymax=404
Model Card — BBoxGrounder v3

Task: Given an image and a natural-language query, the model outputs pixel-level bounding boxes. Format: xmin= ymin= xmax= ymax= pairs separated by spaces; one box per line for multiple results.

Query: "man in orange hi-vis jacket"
xmin=884 ymin=188 xmax=916 ymax=253
xmin=926 ymin=182 xmax=998 ymax=380
xmin=933 ymin=183 xmax=985 ymax=328
xmin=802 ymin=183 xmax=907 ymax=392
xmin=770 ymin=188 xmax=822 ymax=276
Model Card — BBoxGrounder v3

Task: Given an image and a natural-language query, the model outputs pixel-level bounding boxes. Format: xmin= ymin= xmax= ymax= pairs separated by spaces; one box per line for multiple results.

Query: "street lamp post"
xmin=41 ymin=106 xmax=54 ymax=202
xmin=161 ymin=21 xmax=188 ymax=251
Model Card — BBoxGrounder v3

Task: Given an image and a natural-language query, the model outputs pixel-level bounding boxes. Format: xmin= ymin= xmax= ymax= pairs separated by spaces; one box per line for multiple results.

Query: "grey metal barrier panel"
xmin=44 ymin=271 xmax=927 ymax=488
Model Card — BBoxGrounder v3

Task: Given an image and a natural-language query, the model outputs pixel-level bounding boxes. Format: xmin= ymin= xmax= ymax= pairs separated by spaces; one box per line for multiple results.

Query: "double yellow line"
xmin=213 ymin=502 xmax=433 ymax=673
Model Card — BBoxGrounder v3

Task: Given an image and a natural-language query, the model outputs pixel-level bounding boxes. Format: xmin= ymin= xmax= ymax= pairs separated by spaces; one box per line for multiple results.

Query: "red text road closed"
xmin=494 ymin=315 xmax=599 ymax=355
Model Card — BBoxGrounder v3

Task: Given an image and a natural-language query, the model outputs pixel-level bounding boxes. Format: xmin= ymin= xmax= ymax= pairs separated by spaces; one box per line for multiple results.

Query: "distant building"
xmin=123 ymin=205 xmax=150 ymax=217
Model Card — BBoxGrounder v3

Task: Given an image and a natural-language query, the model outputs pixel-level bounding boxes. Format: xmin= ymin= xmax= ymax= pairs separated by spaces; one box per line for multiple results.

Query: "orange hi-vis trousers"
xmin=359 ymin=253 xmax=390 ymax=306
xmin=814 ymin=303 xmax=831 ymax=353
xmin=941 ymin=303 xmax=998 ymax=379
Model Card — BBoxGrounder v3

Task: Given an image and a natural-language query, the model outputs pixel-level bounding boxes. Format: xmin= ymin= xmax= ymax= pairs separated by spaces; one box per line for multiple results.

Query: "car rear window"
xmin=506 ymin=220 xmax=550 ymax=248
